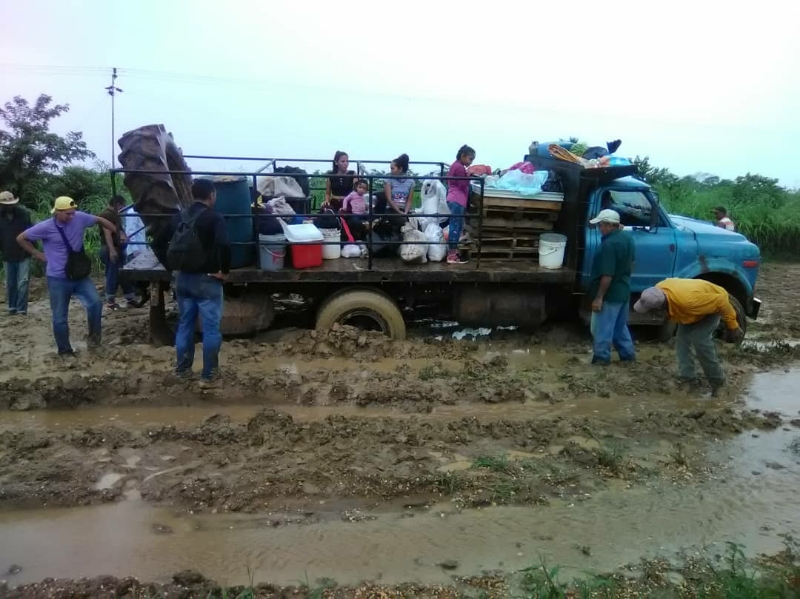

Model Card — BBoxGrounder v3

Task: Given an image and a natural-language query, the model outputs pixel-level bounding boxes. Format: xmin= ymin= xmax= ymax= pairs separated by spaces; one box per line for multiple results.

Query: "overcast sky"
xmin=2 ymin=0 xmax=798 ymax=186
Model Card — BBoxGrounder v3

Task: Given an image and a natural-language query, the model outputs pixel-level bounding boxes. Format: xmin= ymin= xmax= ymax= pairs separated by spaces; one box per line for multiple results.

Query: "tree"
xmin=0 ymin=94 xmax=95 ymax=205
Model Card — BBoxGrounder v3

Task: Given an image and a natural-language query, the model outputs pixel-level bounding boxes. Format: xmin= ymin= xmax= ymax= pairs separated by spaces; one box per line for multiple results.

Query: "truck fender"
xmin=673 ymin=257 xmax=754 ymax=309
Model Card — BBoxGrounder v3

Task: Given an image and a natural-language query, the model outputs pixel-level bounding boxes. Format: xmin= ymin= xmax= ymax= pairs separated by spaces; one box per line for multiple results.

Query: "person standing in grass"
xmin=0 ymin=191 xmax=32 ymax=315
xmin=446 ymin=145 xmax=476 ymax=264
xmin=634 ymin=279 xmax=743 ymax=395
xmin=324 ymin=151 xmax=355 ymax=212
xmin=712 ymin=206 xmax=735 ymax=231
xmin=588 ymin=208 xmax=636 ymax=365
xmin=98 ymin=195 xmax=139 ymax=310
xmin=16 ymin=196 xmax=118 ymax=355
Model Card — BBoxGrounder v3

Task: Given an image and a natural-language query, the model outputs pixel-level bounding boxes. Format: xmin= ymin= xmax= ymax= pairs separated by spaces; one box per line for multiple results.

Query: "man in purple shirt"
xmin=17 ymin=196 xmax=117 ymax=355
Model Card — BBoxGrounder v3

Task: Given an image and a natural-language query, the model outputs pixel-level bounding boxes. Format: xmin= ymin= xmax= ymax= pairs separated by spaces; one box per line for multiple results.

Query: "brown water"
xmin=0 ymin=368 xmax=798 ymax=587
xmin=0 ymin=390 xmax=710 ymax=431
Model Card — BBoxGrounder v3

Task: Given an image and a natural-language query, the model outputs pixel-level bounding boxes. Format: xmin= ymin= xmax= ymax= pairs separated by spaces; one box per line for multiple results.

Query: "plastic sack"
xmin=419 ymin=179 xmax=449 ymax=226
xmin=342 ymin=244 xmax=362 ymax=258
xmin=508 ymin=162 xmax=535 ymax=174
xmin=257 ymin=175 xmax=305 ymax=199
xmin=407 ymin=216 xmax=424 ymax=232
xmin=399 ymin=223 xmax=428 ymax=263
xmin=267 ymin=197 xmax=297 ymax=223
xmin=424 ymin=223 xmax=446 ymax=262
xmin=487 ymin=170 xmax=549 ymax=196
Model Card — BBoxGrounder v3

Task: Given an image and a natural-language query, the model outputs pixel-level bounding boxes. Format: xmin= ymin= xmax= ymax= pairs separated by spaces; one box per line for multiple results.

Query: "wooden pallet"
xmin=467 ymin=216 xmax=556 ymax=232
xmin=462 ymin=232 xmax=540 ymax=250
xmin=461 ymin=246 xmax=540 ymax=261
xmin=479 ymin=196 xmax=563 ymax=212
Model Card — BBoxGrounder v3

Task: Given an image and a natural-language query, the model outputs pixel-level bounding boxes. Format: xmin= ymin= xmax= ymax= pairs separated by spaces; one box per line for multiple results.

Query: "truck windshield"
xmin=601 ymin=190 xmax=661 ymax=227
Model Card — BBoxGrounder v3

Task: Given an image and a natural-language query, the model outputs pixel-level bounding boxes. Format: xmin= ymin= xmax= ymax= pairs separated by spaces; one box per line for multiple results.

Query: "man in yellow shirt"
xmin=633 ymin=278 xmax=744 ymax=394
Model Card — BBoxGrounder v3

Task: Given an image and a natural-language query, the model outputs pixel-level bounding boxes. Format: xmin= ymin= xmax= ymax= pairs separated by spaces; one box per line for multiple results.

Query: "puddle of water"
xmin=0 ymin=369 xmax=798 ymax=586
xmin=745 ymin=367 xmax=800 ymax=415
xmin=1 ymin=457 xmax=797 ymax=588
xmin=0 ymin=390 xmax=711 ymax=432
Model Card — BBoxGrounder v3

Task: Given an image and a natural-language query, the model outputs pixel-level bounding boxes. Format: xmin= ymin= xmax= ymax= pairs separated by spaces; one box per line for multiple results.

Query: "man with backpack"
xmin=16 ymin=196 xmax=118 ymax=355
xmin=155 ymin=179 xmax=231 ymax=388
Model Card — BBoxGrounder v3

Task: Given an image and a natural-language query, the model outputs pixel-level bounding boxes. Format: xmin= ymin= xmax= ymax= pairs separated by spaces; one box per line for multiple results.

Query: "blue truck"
xmin=119 ymin=147 xmax=761 ymax=343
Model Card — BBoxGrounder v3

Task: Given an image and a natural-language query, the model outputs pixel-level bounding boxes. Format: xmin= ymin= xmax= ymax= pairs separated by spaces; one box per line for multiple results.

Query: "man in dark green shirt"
xmin=588 ymin=209 xmax=636 ymax=364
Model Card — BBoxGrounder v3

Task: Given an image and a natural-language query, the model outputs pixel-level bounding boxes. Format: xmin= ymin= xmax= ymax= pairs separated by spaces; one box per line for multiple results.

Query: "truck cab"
xmin=581 ymin=176 xmax=762 ymax=330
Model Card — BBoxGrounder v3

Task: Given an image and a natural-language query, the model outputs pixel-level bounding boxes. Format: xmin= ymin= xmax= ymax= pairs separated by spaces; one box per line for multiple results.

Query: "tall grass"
xmin=645 ymin=169 xmax=800 ymax=258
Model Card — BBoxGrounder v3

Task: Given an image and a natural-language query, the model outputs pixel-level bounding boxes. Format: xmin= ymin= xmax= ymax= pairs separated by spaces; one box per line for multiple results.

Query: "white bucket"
xmin=538 ymin=233 xmax=567 ymax=269
xmin=258 ymin=233 xmax=286 ymax=271
xmin=321 ymin=228 xmax=341 ymax=260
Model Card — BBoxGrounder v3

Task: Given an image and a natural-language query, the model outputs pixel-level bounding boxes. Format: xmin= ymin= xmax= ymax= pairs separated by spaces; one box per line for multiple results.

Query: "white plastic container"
xmin=538 ymin=233 xmax=567 ymax=269
xmin=280 ymin=222 xmax=324 ymax=243
xmin=320 ymin=228 xmax=341 ymax=260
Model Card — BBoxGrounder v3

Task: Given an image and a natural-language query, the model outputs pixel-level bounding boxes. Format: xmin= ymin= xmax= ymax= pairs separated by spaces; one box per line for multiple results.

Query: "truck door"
xmin=586 ymin=188 xmax=677 ymax=292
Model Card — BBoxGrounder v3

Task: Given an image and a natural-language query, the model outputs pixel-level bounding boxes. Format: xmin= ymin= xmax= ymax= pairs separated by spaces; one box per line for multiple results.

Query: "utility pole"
xmin=105 ymin=67 xmax=123 ymax=167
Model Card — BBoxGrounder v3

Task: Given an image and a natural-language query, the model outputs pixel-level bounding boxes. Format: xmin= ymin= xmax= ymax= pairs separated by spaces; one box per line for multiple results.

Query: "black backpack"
xmin=167 ymin=208 xmax=207 ymax=272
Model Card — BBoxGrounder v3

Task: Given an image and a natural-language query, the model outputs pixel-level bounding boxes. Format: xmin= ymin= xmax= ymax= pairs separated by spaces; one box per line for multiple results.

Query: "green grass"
xmin=473 ymin=453 xmax=513 ymax=473
xmin=655 ymin=175 xmax=800 ymax=258
xmin=516 ymin=541 xmax=800 ymax=598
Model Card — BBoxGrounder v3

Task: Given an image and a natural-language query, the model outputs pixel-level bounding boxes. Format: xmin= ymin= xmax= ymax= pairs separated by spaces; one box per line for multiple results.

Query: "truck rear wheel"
xmin=316 ymin=288 xmax=406 ymax=340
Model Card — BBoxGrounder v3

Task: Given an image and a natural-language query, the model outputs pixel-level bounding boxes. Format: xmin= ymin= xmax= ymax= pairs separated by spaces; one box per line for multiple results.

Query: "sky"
xmin=2 ymin=0 xmax=799 ymax=186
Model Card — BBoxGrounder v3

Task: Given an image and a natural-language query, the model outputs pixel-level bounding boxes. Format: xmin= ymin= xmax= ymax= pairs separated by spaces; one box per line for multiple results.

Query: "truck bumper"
xmin=747 ymin=297 xmax=762 ymax=320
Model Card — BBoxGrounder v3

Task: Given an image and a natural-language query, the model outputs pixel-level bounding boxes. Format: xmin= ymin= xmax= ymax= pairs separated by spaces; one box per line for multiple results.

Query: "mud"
xmin=1 ymin=265 xmax=799 ymax=592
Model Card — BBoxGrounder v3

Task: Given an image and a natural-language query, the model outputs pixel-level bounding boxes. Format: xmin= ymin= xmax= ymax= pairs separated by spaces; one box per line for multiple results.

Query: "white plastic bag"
xmin=425 ymin=223 xmax=446 ymax=262
xmin=400 ymin=223 xmax=428 ymax=263
xmin=420 ymin=179 xmax=449 ymax=226
xmin=487 ymin=170 xmax=549 ymax=196
xmin=407 ymin=216 xmax=424 ymax=231
xmin=341 ymin=244 xmax=362 ymax=258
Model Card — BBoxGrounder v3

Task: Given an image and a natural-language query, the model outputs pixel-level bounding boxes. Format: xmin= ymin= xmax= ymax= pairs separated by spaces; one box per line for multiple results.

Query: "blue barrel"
xmin=212 ymin=176 xmax=255 ymax=268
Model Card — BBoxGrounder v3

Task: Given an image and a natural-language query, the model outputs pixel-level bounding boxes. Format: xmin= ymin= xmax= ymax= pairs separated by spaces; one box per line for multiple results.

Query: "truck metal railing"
xmin=111 ymin=167 xmax=486 ymax=271
xmin=181 ymin=155 xmax=449 ymax=211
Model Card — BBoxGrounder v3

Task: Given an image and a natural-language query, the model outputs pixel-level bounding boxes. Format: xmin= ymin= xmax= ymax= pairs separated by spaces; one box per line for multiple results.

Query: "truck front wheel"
xmin=316 ymin=288 xmax=406 ymax=340
xmin=716 ymin=294 xmax=747 ymax=341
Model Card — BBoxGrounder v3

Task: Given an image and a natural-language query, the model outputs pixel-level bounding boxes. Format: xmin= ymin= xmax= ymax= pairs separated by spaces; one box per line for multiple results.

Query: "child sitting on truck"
xmin=341 ymin=180 xmax=369 ymax=218
xmin=446 ymin=145 xmax=476 ymax=264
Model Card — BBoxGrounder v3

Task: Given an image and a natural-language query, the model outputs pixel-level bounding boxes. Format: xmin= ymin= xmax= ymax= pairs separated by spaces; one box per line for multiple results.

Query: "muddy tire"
xmin=716 ymin=294 xmax=747 ymax=340
xmin=656 ymin=319 xmax=678 ymax=342
xmin=316 ymin=288 xmax=406 ymax=340
xmin=117 ymin=124 xmax=193 ymax=241
xmin=218 ymin=291 xmax=275 ymax=336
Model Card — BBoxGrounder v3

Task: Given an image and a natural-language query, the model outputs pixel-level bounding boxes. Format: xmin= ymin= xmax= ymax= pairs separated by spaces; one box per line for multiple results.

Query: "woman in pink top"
xmin=446 ymin=145 xmax=475 ymax=264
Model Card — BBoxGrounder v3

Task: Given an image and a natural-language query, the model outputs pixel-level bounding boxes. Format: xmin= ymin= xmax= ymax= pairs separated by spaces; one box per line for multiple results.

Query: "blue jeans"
xmin=676 ymin=314 xmax=724 ymax=385
xmin=591 ymin=301 xmax=636 ymax=364
xmin=447 ymin=201 xmax=466 ymax=251
xmin=175 ymin=272 xmax=223 ymax=379
xmin=46 ymin=276 xmax=102 ymax=354
xmin=100 ymin=246 xmax=135 ymax=303
xmin=5 ymin=259 xmax=30 ymax=314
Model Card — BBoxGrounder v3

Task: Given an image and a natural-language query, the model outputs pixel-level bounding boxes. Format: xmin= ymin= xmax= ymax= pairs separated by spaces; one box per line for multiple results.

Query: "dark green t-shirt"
xmin=588 ymin=229 xmax=635 ymax=304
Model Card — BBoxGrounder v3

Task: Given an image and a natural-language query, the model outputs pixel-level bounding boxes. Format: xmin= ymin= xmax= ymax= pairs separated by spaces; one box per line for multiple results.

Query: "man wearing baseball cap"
xmin=587 ymin=208 xmax=636 ymax=364
xmin=633 ymin=279 xmax=744 ymax=394
xmin=0 ymin=191 xmax=33 ymax=316
xmin=16 ymin=196 xmax=118 ymax=355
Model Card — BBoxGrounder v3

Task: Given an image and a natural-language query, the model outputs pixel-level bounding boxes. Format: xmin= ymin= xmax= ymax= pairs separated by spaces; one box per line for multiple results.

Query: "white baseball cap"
xmin=589 ymin=209 xmax=621 ymax=225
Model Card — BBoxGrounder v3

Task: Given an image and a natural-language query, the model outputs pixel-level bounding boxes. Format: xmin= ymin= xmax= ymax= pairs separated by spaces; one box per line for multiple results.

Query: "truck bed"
xmin=122 ymin=248 xmax=576 ymax=285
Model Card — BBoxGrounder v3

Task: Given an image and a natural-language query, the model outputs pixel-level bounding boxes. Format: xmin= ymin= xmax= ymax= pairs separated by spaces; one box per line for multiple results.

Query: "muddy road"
xmin=1 ymin=264 xmax=799 ymax=596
